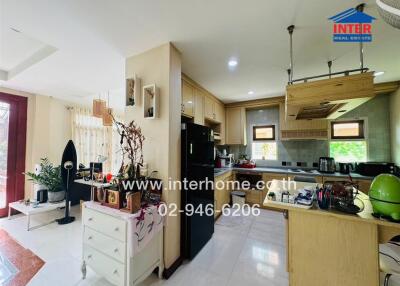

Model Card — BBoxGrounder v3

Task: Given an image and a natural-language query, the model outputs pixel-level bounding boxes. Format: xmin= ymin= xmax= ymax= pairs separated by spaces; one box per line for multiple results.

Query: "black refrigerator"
xmin=181 ymin=122 xmax=215 ymax=259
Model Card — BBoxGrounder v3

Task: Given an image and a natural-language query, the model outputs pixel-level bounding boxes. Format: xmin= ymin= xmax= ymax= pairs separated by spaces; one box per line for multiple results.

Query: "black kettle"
xmin=339 ymin=163 xmax=353 ymax=174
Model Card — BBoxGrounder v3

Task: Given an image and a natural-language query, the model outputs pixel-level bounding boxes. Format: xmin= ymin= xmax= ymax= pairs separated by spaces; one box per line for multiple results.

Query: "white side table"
xmin=8 ymin=201 xmax=68 ymax=231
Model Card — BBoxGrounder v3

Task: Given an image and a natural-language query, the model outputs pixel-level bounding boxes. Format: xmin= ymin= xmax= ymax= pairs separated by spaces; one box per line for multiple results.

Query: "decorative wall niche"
xmin=126 ymin=74 xmax=141 ymax=106
xmin=143 ymin=84 xmax=158 ymax=119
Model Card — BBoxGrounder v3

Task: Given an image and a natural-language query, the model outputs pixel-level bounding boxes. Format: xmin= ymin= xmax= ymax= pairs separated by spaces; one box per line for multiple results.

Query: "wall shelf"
xmin=143 ymin=84 xmax=158 ymax=119
xmin=126 ymin=74 xmax=141 ymax=106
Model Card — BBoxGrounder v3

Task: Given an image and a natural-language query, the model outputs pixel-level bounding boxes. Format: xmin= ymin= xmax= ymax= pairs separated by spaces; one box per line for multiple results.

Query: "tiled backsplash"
xmin=221 ymin=94 xmax=392 ymax=167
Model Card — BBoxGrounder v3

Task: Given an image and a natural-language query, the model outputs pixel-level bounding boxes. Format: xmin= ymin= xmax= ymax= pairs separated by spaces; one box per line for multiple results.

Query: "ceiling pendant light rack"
xmin=287 ymin=3 xmax=370 ymax=85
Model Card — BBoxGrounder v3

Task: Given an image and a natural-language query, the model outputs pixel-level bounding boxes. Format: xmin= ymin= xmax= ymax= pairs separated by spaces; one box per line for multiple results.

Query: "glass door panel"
xmin=0 ymin=102 xmax=10 ymax=209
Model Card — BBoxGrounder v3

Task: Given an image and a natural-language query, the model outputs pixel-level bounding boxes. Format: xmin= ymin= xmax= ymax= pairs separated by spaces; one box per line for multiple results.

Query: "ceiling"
xmin=0 ymin=0 xmax=399 ymax=109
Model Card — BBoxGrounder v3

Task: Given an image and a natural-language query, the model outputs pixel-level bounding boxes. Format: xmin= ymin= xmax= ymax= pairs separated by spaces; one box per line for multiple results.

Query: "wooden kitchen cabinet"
xmin=204 ymin=96 xmax=225 ymax=123
xmin=215 ymin=172 xmax=233 ymax=219
xmin=204 ymin=96 xmax=215 ymax=120
xmin=194 ymin=88 xmax=205 ymax=125
xmin=225 ymin=107 xmax=247 ymax=145
xmin=181 ymin=74 xmax=225 ymax=145
xmin=215 ymin=101 xmax=224 ymax=123
xmin=182 ymin=80 xmax=194 ymax=117
xmin=288 ymin=210 xmax=379 ymax=286
xmin=215 ymin=102 xmax=225 ymax=144
xmin=245 ymin=190 xmax=262 ymax=206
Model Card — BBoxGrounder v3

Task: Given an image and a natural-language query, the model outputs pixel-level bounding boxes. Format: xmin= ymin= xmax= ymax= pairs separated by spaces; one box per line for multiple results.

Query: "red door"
xmin=0 ymin=92 xmax=27 ymax=217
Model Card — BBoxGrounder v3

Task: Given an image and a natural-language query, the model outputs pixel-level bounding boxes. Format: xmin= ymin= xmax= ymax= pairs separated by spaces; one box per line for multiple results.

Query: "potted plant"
xmin=114 ymin=119 xmax=145 ymax=183
xmin=25 ymin=158 xmax=65 ymax=202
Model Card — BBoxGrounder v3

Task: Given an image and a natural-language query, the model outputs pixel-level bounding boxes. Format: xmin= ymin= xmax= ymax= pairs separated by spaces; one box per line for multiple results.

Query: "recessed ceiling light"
xmin=248 ymin=91 xmax=254 ymax=95
xmin=374 ymin=71 xmax=385 ymax=76
xmin=228 ymin=58 xmax=238 ymax=68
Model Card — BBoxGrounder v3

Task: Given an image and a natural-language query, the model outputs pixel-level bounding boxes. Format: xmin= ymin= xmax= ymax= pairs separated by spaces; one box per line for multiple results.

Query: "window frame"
xmin=252 ymin=125 xmax=276 ymax=141
xmin=330 ymin=120 xmax=365 ymax=140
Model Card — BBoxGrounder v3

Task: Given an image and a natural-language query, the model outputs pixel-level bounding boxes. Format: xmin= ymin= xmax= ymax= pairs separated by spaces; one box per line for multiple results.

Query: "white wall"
xmin=125 ymin=43 xmax=181 ymax=269
xmin=390 ymin=88 xmax=400 ymax=165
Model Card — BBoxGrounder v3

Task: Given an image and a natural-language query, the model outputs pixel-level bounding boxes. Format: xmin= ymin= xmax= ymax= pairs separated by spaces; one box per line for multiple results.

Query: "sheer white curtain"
xmin=70 ymin=107 xmax=122 ymax=174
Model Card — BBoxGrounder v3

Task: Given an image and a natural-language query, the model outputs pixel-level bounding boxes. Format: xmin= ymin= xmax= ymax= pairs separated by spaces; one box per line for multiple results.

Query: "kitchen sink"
xmin=288 ymin=168 xmax=320 ymax=174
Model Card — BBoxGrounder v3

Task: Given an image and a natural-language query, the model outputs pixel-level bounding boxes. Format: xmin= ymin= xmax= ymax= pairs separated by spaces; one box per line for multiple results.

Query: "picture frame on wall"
xmin=126 ymin=74 xmax=141 ymax=106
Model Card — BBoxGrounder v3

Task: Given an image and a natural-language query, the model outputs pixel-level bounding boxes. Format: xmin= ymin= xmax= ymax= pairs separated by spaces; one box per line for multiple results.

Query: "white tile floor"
xmin=0 ymin=206 xmax=288 ymax=286
xmin=0 ymin=206 xmax=397 ymax=286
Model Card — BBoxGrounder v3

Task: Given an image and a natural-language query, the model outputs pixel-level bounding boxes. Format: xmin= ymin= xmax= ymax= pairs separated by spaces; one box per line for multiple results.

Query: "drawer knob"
xmin=114 ymin=227 xmax=119 ymax=232
xmin=113 ymin=269 xmax=118 ymax=274
xmin=88 ymin=217 xmax=93 ymax=221
xmin=114 ymin=248 xmax=119 ymax=253
xmin=88 ymin=236 xmax=93 ymax=240
xmin=88 ymin=254 xmax=92 ymax=259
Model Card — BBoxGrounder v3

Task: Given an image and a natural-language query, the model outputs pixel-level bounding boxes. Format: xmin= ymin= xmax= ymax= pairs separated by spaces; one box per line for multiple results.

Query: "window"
xmin=253 ymin=125 xmax=275 ymax=141
xmin=251 ymin=125 xmax=277 ymax=160
xmin=330 ymin=119 xmax=367 ymax=162
xmin=331 ymin=120 xmax=364 ymax=139
xmin=329 ymin=141 xmax=367 ymax=162
xmin=71 ymin=108 xmax=122 ymax=174
xmin=252 ymin=142 xmax=277 ymax=160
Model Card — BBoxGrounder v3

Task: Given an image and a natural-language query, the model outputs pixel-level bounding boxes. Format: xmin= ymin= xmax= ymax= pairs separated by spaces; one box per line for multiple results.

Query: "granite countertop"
xmin=214 ymin=166 xmax=374 ymax=180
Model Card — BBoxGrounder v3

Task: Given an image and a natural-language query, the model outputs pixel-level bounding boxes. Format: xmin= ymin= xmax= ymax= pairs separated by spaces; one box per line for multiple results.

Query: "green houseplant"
xmin=25 ymin=158 xmax=65 ymax=202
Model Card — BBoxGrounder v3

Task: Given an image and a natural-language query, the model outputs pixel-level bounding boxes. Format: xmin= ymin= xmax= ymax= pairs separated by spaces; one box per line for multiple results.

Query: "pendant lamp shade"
xmin=103 ymin=107 xmax=113 ymax=126
xmin=93 ymin=99 xmax=106 ymax=118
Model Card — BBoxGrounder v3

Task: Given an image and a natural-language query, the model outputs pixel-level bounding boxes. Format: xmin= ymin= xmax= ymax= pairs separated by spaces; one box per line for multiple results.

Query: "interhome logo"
xmin=329 ymin=8 xmax=376 ymax=42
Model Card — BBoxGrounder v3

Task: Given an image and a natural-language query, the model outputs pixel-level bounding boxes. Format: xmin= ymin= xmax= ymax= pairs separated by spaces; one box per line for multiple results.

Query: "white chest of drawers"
xmin=81 ymin=204 xmax=164 ymax=286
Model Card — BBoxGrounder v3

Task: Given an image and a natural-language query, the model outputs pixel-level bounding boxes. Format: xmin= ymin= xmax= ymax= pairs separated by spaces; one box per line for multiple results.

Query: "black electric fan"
xmin=56 ymin=140 xmax=77 ymax=225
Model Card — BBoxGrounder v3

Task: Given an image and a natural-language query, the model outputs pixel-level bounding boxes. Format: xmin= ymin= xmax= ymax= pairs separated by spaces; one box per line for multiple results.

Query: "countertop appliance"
xmin=356 ymin=162 xmax=395 ymax=177
xmin=319 ymin=157 xmax=336 ymax=173
xmin=181 ymin=123 xmax=214 ymax=259
xmin=339 ymin=163 xmax=353 ymax=174
xmin=369 ymin=174 xmax=400 ymax=221
xmin=215 ymin=157 xmax=226 ymax=168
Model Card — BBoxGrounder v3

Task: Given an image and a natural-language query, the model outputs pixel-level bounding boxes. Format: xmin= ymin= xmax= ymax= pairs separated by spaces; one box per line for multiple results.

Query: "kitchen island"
xmin=264 ymin=180 xmax=400 ymax=286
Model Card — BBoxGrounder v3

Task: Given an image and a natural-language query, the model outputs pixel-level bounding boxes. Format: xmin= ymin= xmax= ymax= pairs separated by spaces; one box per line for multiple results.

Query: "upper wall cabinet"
xmin=286 ymin=72 xmax=375 ymax=120
xmin=204 ymin=96 xmax=215 ymax=121
xmin=182 ymin=80 xmax=194 ymax=117
xmin=226 ymin=107 xmax=246 ymax=145
xmin=203 ymin=95 xmax=225 ymax=123
xmin=193 ymin=88 xmax=205 ymax=125
xmin=181 ymin=74 xmax=225 ymax=145
xmin=215 ymin=101 xmax=224 ymax=123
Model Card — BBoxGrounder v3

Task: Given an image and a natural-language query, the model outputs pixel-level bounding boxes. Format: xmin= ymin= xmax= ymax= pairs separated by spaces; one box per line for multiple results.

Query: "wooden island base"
xmin=264 ymin=180 xmax=400 ymax=286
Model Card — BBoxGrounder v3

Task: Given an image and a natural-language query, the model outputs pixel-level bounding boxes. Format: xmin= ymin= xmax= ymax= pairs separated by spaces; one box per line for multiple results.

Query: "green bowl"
xmin=369 ymin=174 xmax=400 ymax=220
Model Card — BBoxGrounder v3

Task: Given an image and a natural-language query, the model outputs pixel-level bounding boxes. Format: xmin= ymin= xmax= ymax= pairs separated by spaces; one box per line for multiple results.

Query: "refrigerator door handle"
xmin=190 ymin=143 xmax=193 ymax=155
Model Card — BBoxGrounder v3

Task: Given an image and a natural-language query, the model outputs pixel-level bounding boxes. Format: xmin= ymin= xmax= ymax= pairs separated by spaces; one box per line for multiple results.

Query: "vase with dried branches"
xmin=113 ymin=118 xmax=145 ymax=180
